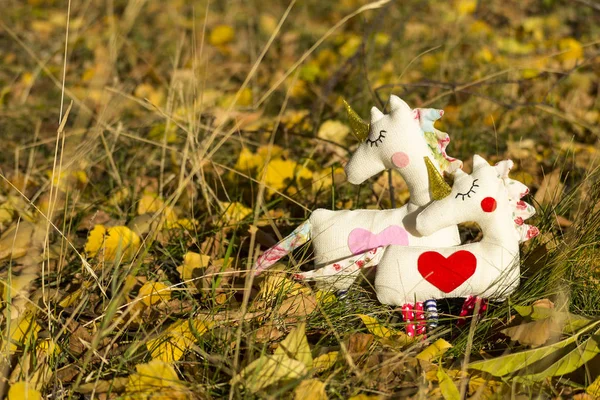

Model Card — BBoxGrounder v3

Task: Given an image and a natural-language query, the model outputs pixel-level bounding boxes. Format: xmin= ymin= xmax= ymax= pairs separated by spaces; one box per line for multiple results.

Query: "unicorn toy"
xmin=374 ymin=154 xmax=538 ymax=310
xmin=299 ymin=155 xmax=538 ymax=335
xmin=253 ymin=96 xmax=462 ymax=290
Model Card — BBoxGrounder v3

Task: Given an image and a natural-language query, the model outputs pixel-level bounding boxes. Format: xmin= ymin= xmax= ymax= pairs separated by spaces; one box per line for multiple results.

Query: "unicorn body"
xmin=374 ymin=155 xmax=538 ymax=306
xmin=254 ymin=96 xmax=462 ymax=290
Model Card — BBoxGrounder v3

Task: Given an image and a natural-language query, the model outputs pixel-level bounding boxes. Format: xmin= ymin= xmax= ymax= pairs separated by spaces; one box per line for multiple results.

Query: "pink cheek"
xmin=392 ymin=152 xmax=410 ymax=168
xmin=481 ymin=197 xmax=497 ymax=213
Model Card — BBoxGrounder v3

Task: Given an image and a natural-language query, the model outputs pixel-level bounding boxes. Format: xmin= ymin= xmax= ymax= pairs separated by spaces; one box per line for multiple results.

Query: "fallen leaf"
xmin=146 ymin=318 xmax=213 ymax=362
xmin=221 ymin=201 xmax=253 ymax=224
xmin=209 ymin=25 xmax=235 ymax=46
xmin=138 ymin=282 xmax=171 ymax=306
xmin=317 ymin=120 xmax=350 ymax=145
xmin=437 ymin=368 xmax=460 ymax=400
xmin=294 ymin=379 xmax=327 ymax=400
xmin=76 ymin=377 xmax=128 ymax=394
xmin=277 ymin=292 xmax=317 ymax=322
xmin=85 ymin=225 xmax=141 ymax=263
xmin=125 ymin=359 xmax=190 ymax=399
xmin=469 ymin=325 xmax=599 ymax=376
xmin=8 ymin=382 xmax=42 ymax=400
xmin=313 ymin=351 xmax=338 ymax=373
xmin=0 ymin=221 xmax=35 ymax=261
xmin=416 ymin=339 xmax=453 ymax=362
xmin=275 ymin=323 xmax=313 ymax=368
xmin=347 ymin=333 xmax=374 ymax=358
xmin=231 ymin=354 xmax=308 ymax=393
xmin=8 ymin=312 xmax=40 ymax=352
xmin=176 ymin=251 xmax=211 ymax=293
xmin=358 ymin=314 xmax=401 ymax=338
xmin=534 ymin=169 xmax=564 ymax=206
xmin=587 ymin=374 xmax=600 ymax=396
xmin=518 ymin=335 xmax=600 ymax=381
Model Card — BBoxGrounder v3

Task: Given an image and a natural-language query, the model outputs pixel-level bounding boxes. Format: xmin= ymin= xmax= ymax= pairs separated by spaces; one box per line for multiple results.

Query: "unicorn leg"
xmin=424 ymin=299 xmax=439 ymax=330
xmin=457 ymin=296 xmax=487 ymax=327
xmin=294 ymin=247 xmax=383 ymax=292
xmin=402 ymin=303 xmax=416 ymax=337
xmin=414 ymin=302 xmax=427 ymax=335
xmin=254 ymin=220 xmax=312 ymax=275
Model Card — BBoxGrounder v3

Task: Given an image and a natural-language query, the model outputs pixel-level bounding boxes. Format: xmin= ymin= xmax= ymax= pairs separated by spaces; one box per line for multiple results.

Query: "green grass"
xmin=1 ymin=0 xmax=600 ymax=398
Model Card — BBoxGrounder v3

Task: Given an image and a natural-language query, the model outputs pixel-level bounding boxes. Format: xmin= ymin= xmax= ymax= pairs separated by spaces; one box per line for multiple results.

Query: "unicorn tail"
xmin=254 ymin=220 xmax=312 ymax=275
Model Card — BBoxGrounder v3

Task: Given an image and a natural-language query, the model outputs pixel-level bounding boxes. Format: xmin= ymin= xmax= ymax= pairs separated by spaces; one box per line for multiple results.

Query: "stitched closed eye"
xmin=366 ymin=130 xmax=386 ymax=147
xmin=455 ymin=178 xmax=479 ymax=200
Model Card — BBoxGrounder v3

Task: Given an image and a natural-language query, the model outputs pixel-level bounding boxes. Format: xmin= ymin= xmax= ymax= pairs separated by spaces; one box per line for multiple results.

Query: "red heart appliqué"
xmin=417 ymin=251 xmax=477 ymax=293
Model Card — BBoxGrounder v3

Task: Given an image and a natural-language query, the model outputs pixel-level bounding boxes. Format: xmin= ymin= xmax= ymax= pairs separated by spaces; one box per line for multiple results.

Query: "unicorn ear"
xmin=494 ymin=160 xmax=514 ymax=178
xmin=389 ymin=95 xmax=410 ymax=113
xmin=473 ymin=154 xmax=489 ymax=170
xmin=453 ymin=168 xmax=467 ymax=179
xmin=370 ymin=106 xmax=385 ymax=122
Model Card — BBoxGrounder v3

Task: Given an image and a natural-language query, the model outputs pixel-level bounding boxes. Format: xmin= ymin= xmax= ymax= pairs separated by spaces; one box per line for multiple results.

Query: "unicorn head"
xmin=416 ymin=155 xmax=538 ymax=243
xmin=343 ymin=95 xmax=461 ymax=206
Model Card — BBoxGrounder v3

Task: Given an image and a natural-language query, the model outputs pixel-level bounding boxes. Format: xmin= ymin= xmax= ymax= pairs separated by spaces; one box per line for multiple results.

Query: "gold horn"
xmin=424 ymin=157 xmax=452 ymax=200
xmin=343 ymin=99 xmax=370 ymax=142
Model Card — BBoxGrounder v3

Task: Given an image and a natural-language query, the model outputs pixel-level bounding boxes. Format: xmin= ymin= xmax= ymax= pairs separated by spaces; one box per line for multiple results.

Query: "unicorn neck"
xmin=406 ymin=179 xmax=433 ymax=207
xmin=403 ymin=152 xmax=440 ymax=207
xmin=480 ymin=205 xmax=517 ymax=246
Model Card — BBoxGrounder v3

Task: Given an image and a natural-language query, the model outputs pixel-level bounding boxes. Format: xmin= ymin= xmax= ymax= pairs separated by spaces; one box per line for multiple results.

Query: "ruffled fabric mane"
xmin=495 ymin=160 xmax=539 ymax=243
xmin=416 ymin=108 xmax=463 ymax=174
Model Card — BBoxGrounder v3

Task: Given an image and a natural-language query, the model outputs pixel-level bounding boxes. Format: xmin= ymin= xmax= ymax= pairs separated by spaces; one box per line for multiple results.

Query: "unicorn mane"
xmin=494 ymin=160 xmax=539 ymax=243
xmin=416 ymin=108 xmax=462 ymax=174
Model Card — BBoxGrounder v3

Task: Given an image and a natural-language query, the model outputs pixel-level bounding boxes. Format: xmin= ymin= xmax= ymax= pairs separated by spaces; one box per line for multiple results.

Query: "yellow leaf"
xmin=59 ymin=281 xmax=92 ymax=308
xmin=137 ymin=194 xmax=177 ymax=223
xmin=294 ymin=379 xmax=327 ymax=400
xmin=221 ymin=201 xmax=253 ymax=224
xmin=456 ymin=0 xmax=477 ymax=15
xmin=313 ymin=351 xmax=338 ymax=373
xmin=134 ymin=83 xmax=165 ymax=107
xmin=437 ymin=368 xmax=460 ymax=400
xmin=109 ymin=226 xmax=141 ymax=262
xmin=558 ymin=38 xmax=583 ymax=62
xmin=358 ymin=314 xmax=402 ymax=338
xmin=315 ymin=290 xmax=337 ymax=305
xmin=275 ymin=323 xmax=313 ymax=369
xmin=235 ymin=147 xmax=263 ymax=171
xmin=260 ymin=274 xmax=307 ymax=301
xmin=125 ymin=359 xmax=189 ymax=399
xmin=176 ymin=251 xmax=210 ymax=292
xmin=231 ymin=354 xmax=308 ymax=393
xmin=84 ymin=225 xmax=106 ymax=257
xmin=339 ymin=35 xmax=361 ymax=58
xmin=317 ymin=120 xmax=350 ymax=145
xmin=8 ymin=382 xmax=41 ymax=400
xmin=209 ymin=25 xmax=235 ymax=46
xmin=147 ymin=318 xmax=213 ymax=362
xmin=587 ymin=374 xmax=600 ymax=396
xmin=138 ymin=282 xmax=171 ymax=306
xmin=36 ymin=338 xmax=61 ymax=358
xmin=108 ymin=187 xmax=130 ymax=206
xmin=347 ymin=395 xmax=381 ymax=400
xmin=85 ymin=225 xmax=141 ymax=263
xmin=416 ymin=339 xmax=453 ymax=362
xmin=8 ymin=312 xmax=41 ymax=352
xmin=263 ymin=159 xmax=312 ymax=191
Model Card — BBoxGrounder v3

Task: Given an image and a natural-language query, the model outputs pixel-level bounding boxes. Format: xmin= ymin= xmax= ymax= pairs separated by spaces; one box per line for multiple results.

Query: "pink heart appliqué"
xmin=347 ymin=225 xmax=409 ymax=255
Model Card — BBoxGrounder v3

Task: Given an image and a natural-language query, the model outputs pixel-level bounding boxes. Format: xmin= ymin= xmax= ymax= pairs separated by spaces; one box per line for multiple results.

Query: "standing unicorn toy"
xmin=300 ymin=154 xmax=538 ymax=336
xmin=253 ymin=95 xmax=463 ymax=291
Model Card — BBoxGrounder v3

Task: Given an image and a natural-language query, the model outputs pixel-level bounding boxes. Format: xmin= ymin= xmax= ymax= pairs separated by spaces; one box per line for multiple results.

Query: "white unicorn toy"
xmin=375 ymin=154 xmax=538 ymax=309
xmin=253 ymin=95 xmax=462 ymax=290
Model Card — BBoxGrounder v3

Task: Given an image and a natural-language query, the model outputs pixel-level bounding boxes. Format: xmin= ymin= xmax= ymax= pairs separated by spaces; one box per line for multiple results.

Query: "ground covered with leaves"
xmin=1 ymin=0 xmax=600 ymax=398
